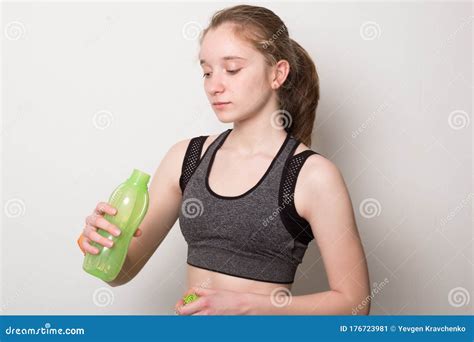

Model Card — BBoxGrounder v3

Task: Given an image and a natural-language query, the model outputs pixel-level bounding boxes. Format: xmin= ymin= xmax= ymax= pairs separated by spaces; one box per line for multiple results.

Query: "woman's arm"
xmin=246 ymin=155 xmax=371 ymax=314
xmin=107 ymin=139 xmax=191 ymax=286
xmin=243 ymin=289 xmax=366 ymax=315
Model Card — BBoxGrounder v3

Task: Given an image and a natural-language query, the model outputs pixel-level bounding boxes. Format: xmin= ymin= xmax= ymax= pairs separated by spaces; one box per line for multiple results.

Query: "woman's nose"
xmin=206 ymin=74 xmax=225 ymax=95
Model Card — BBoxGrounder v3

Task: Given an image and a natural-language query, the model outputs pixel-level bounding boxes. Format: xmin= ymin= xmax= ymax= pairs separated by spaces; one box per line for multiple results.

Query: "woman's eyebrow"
xmin=200 ymin=56 xmax=247 ymax=65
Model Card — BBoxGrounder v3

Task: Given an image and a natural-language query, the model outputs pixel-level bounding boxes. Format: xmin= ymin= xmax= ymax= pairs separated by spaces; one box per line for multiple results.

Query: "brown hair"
xmin=199 ymin=4 xmax=320 ymax=146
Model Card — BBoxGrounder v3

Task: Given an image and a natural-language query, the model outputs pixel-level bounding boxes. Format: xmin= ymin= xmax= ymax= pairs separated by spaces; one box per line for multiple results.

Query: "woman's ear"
xmin=271 ymin=59 xmax=290 ymax=89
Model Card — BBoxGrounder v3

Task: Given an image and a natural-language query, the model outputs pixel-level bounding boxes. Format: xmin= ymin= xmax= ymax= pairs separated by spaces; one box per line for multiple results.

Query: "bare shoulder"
xmin=157 ymin=133 xmax=220 ymax=189
xmin=292 ymin=142 xmax=342 ymax=185
xmin=301 ymin=153 xmax=343 ymax=188
xmin=166 ymin=133 xmax=219 ymax=162
xmin=294 ymin=149 xmax=347 ymax=219
xmin=298 ymin=154 xmax=345 ymax=198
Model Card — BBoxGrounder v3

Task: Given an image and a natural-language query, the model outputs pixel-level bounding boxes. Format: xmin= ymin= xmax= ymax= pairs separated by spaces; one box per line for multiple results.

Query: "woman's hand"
xmin=174 ymin=286 xmax=250 ymax=315
xmin=77 ymin=201 xmax=142 ymax=255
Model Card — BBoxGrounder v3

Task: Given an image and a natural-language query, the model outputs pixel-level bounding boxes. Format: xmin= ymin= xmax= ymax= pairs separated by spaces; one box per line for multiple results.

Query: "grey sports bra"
xmin=178 ymin=128 xmax=320 ymax=284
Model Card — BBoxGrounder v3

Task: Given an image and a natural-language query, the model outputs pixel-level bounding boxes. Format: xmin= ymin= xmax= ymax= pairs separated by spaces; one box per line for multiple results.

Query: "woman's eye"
xmin=202 ymin=69 xmax=241 ymax=78
xmin=227 ymin=69 xmax=241 ymax=75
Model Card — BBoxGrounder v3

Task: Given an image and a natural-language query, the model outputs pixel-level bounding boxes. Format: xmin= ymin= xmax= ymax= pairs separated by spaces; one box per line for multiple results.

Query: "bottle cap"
xmin=129 ymin=169 xmax=150 ymax=187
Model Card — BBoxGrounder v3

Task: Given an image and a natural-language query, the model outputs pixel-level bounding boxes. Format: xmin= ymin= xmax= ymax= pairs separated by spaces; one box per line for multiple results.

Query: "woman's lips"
xmin=212 ymin=102 xmax=231 ymax=109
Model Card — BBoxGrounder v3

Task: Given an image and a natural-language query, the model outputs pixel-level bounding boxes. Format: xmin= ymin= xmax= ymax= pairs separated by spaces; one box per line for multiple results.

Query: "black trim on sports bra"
xmin=279 ymin=148 xmax=320 ymax=245
xmin=179 ymin=135 xmax=209 ymax=193
xmin=205 ymin=128 xmax=291 ymax=200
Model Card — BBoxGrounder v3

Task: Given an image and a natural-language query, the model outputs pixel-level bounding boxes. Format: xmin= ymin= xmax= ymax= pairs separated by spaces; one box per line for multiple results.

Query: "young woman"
xmin=78 ymin=5 xmax=370 ymax=315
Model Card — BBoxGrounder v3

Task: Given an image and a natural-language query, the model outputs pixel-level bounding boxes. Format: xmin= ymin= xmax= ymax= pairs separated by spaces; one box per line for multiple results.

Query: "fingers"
xmin=174 ymin=298 xmax=184 ymax=313
xmin=83 ymin=222 xmax=97 ymax=236
xmin=94 ymin=202 xmax=117 ymax=216
xmin=176 ymin=296 xmax=207 ymax=316
xmin=79 ymin=202 xmax=140 ymax=256
xmin=85 ymin=214 xmax=121 ymax=237
xmin=174 ymin=290 xmax=194 ymax=314
xmin=175 ymin=286 xmax=216 ymax=315
xmin=81 ymin=236 xmax=100 ymax=254
xmin=79 ymin=202 xmax=119 ymax=256
xmin=88 ymin=229 xmax=114 ymax=248
xmin=182 ymin=286 xmax=199 ymax=298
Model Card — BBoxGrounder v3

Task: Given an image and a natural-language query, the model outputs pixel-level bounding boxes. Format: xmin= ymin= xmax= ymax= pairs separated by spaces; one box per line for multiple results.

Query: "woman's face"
xmin=199 ymin=23 xmax=275 ymax=123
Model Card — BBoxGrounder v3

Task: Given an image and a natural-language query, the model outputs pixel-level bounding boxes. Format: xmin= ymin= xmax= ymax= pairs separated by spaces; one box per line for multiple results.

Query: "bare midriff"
xmin=187 ymin=264 xmax=292 ymax=295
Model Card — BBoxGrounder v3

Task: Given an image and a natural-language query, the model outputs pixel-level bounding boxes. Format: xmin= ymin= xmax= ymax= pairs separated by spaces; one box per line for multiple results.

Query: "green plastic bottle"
xmin=83 ymin=169 xmax=150 ymax=282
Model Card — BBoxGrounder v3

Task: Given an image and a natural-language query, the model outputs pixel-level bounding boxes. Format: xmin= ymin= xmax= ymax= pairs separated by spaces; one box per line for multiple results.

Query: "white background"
xmin=1 ymin=1 xmax=472 ymax=315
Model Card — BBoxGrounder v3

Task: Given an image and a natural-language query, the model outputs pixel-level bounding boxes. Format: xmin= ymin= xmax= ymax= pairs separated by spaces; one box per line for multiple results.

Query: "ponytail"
xmin=279 ymin=39 xmax=319 ymax=146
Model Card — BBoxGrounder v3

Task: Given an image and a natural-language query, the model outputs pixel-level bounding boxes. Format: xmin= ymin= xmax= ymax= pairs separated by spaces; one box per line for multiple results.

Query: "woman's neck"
xmin=228 ymin=107 xmax=288 ymax=156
